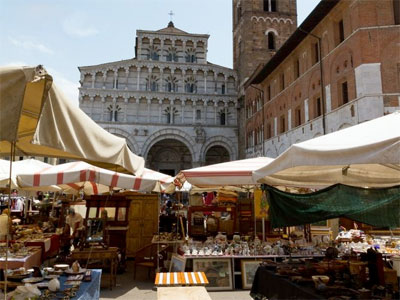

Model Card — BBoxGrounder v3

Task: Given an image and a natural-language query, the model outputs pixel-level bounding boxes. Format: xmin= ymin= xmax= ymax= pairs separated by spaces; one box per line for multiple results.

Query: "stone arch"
xmin=337 ymin=123 xmax=352 ymax=131
xmin=200 ymin=136 xmax=237 ymax=162
xmin=141 ymin=128 xmax=195 ymax=161
xmin=103 ymin=127 xmax=140 ymax=154
xmin=313 ymin=132 xmax=323 ymax=138
xmin=265 ymin=28 xmax=279 ymax=36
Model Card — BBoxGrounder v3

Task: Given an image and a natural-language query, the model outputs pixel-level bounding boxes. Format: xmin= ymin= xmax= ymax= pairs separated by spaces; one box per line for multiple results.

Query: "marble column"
xmin=124 ymin=98 xmax=128 ymax=122
xmin=158 ymin=99 xmax=163 ymax=123
xmin=91 ymin=73 xmax=95 ymax=89
xmin=181 ymin=100 xmax=185 ymax=123
xmin=147 ymin=98 xmax=151 ymax=122
xmin=125 ymin=69 xmax=129 ymax=90
xmin=102 ymin=74 xmax=106 ymax=89
xmin=137 ymin=69 xmax=141 ymax=91
xmin=170 ymin=99 xmax=174 ymax=124
xmin=100 ymin=97 xmax=105 ymax=121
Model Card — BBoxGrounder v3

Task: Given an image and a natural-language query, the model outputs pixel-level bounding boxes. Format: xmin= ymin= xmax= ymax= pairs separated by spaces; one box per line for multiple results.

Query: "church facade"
xmin=78 ymin=22 xmax=238 ymax=175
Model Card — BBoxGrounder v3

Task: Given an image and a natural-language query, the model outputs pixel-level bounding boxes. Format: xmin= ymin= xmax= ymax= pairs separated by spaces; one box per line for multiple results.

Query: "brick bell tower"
xmin=233 ymin=0 xmax=297 ymax=157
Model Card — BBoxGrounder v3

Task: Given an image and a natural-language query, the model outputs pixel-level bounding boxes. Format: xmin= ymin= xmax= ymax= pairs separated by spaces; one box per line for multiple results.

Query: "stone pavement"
xmin=100 ymin=261 xmax=252 ymax=300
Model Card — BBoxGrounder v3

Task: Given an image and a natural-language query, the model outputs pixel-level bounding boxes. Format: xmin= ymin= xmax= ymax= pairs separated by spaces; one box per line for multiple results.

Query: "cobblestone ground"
xmin=100 ymin=261 xmax=252 ymax=300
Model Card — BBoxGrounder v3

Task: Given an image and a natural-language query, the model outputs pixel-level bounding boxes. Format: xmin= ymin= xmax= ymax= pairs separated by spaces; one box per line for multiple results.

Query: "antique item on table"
xmin=54 ymin=264 xmax=69 ymax=271
xmin=83 ymin=270 xmax=92 ymax=282
xmin=72 ymin=260 xmax=81 ymax=273
xmin=193 ymin=258 xmax=233 ymax=291
xmin=241 ymin=260 xmax=262 ymax=289
xmin=169 ymin=254 xmax=186 ymax=272
xmin=22 ymin=277 xmax=44 ymax=284
xmin=48 ymin=277 xmax=60 ymax=291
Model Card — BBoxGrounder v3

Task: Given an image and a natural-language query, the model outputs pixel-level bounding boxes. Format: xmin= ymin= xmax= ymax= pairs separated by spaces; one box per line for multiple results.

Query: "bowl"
xmin=54 ymin=264 xmax=69 ymax=271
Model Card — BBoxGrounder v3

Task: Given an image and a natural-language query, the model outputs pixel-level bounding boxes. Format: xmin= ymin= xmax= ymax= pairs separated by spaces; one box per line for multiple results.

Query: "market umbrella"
xmin=253 ymin=111 xmax=400 ymax=188
xmin=0 ymin=65 xmax=144 ymax=175
xmin=180 ymin=157 xmax=275 ymax=187
xmin=0 ymin=159 xmax=60 ymax=191
xmin=17 ymin=161 xmax=161 ymax=195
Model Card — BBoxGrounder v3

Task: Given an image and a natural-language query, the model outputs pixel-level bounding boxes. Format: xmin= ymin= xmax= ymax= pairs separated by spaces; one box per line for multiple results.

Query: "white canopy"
xmin=181 ymin=157 xmax=274 ymax=187
xmin=0 ymin=65 xmax=144 ymax=175
xmin=253 ymin=112 xmax=400 ymax=188
xmin=0 ymin=159 xmax=60 ymax=191
xmin=17 ymin=161 xmax=160 ymax=195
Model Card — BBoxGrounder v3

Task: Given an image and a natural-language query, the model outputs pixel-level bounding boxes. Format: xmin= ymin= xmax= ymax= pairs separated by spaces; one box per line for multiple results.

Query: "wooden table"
xmin=0 ymin=247 xmax=42 ymax=270
xmin=157 ymin=287 xmax=212 ymax=300
xmin=71 ymin=247 xmax=118 ymax=290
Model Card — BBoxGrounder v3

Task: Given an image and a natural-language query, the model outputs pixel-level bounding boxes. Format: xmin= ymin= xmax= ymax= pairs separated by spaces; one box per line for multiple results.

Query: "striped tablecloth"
xmin=155 ymin=272 xmax=209 ymax=286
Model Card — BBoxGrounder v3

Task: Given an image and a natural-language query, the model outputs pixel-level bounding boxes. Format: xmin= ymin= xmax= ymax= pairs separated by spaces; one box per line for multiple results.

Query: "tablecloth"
xmin=0 ymin=248 xmax=42 ymax=270
xmin=25 ymin=234 xmax=60 ymax=261
xmin=250 ymin=266 xmax=325 ymax=300
xmin=58 ymin=269 xmax=102 ymax=300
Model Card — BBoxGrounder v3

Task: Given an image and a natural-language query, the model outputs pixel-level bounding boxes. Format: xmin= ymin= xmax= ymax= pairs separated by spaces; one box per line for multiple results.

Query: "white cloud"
xmin=63 ymin=12 xmax=99 ymax=38
xmin=46 ymin=68 xmax=80 ymax=107
xmin=9 ymin=37 xmax=54 ymax=54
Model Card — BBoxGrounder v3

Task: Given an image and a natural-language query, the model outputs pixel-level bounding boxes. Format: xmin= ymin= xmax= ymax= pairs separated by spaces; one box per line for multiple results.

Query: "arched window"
xmin=166 ymin=47 xmax=178 ymax=62
xmin=185 ymin=48 xmax=197 ymax=63
xmin=221 ymin=84 xmax=225 ymax=94
xmin=268 ymin=32 xmax=275 ymax=50
xmin=165 ymin=75 xmax=178 ymax=92
xmin=184 ymin=76 xmax=197 ymax=93
xmin=146 ymin=75 xmax=159 ymax=91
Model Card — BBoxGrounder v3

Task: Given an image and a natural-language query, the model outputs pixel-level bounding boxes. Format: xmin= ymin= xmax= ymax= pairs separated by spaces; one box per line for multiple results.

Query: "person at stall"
xmin=65 ymin=208 xmax=84 ymax=248
xmin=0 ymin=209 xmax=12 ymax=240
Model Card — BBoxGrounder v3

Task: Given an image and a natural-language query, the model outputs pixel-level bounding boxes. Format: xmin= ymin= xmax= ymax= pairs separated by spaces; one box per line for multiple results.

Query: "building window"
xmin=267 ymin=85 xmax=271 ymax=101
xmin=166 ymin=47 xmax=178 ymax=62
xmin=267 ymin=32 xmax=275 ymax=50
xmin=221 ymin=84 xmax=225 ymax=95
xmin=280 ymin=73 xmax=285 ymax=91
xmin=341 ymin=81 xmax=349 ymax=104
xmin=196 ymin=109 xmax=201 ymax=120
xmin=312 ymin=42 xmax=320 ymax=65
xmin=271 ymin=0 xmax=277 ymax=12
xmin=395 ymin=0 xmax=400 ymax=25
xmin=294 ymin=58 xmax=300 ymax=79
xmin=295 ymin=106 xmax=301 ymax=127
xmin=315 ymin=97 xmax=322 ymax=118
xmin=338 ymin=19 xmax=345 ymax=44
xmin=44 ymin=157 xmax=48 ymax=163
xmin=279 ymin=115 xmax=285 ymax=134
xmin=185 ymin=48 xmax=197 ymax=63
xmin=220 ymin=112 xmax=226 ymax=125
xmin=267 ymin=123 xmax=272 ymax=139
xmin=263 ymin=0 xmax=269 ymax=11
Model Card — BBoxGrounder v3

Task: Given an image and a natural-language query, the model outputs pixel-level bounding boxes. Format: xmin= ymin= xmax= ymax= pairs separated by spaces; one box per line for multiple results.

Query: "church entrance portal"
xmin=205 ymin=145 xmax=230 ymax=165
xmin=146 ymin=139 xmax=192 ymax=176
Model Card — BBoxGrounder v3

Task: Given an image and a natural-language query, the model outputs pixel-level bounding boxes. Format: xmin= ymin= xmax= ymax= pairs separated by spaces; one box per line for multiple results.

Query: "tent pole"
xmin=5 ymin=141 xmax=16 ymax=300
xmin=262 ymin=217 xmax=265 ymax=242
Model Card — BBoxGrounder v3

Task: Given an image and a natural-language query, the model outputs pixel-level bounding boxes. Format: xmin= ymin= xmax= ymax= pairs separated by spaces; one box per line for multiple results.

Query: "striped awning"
xmin=17 ymin=161 xmax=161 ymax=195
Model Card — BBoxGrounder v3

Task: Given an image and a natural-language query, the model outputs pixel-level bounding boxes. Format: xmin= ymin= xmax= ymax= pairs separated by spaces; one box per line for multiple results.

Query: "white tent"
xmin=17 ymin=161 xmax=161 ymax=195
xmin=253 ymin=112 xmax=400 ymax=188
xmin=0 ymin=65 xmax=144 ymax=175
xmin=181 ymin=157 xmax=274 ymax=187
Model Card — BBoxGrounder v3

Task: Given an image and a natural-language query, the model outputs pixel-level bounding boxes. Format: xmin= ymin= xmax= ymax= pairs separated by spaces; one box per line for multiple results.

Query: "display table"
xmin=250 ymin=266 xmax=325 ymax=300
xmin=0 ymin=247 xmax=42 ymax=270
xmin=157 ymin=286 xmax=211 ymax=300
xmin=71 ymin=247 xmax=118 ymax=290
xmin=24 ymin=234 xmax=60 ymax=261
xmin=58 ymin=269 xmax=102 ymax=300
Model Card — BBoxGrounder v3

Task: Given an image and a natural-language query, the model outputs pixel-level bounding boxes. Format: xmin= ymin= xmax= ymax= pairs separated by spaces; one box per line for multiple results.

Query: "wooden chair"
xmin=133 ymin=243 xmax=170 ymax=279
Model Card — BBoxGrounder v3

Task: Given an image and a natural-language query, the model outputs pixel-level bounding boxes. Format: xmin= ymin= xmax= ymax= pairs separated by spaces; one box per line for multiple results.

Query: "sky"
xmin=0 ymin=0 xmax=320 ymax=106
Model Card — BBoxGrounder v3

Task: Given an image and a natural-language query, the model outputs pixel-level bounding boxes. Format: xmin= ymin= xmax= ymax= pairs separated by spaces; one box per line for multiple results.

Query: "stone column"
xmin=125 ymin=69 xmax=129 ymax=90
xmin=113 ymin=70 xmax=118 ymax=90
xmin=192 ymin=100 xmax=196 ymax=124
xmin=91 ymin=73 xmax=95 ymax=89
xmin=288 ymin=109 xmax=292 ymax=130
xmin=124 ymin=98 xmax=128 ymax=122
xmin=147 ymin=98 xmax=151 ymax=122
xmin=136 ymin=98 xmax=140 ymax=120
xmin=102 ymin=73 xmax=106 ymax=89
xmin=160 ymin=69 xmax=164 ymax=92
xmin=214 ymin=102 xmax=218 ymax=125
xmin=100 ymin=96 xmax=105 ymax=121
xmin=181 ymin=100 xmax=185 ymax=123
xmin=204 ymin=71 xmax=207 ymax=93
xmin=224 ymin=102 xmax=228 ymax=125
xmin=214 ymin=74 xmax=217 ymax=94
xmin=158 ymin=99 xmax=163 ymax=123
xmin=160 ymin=40 xmax=164 ymax=61
xmin=112 ymin=97 xmax=116 ymax=122
xmin=170 ymin=99 xmax=174 ymax=124
xmin=224 ymin=76 xmax=228 ymax=94
xmin=304 ymin=99 xmax=309 ymax=122
xmin=203 ymin=101 xmax=207 ymax=124
xmin=137 ymin=68 xmax=141 ymax=91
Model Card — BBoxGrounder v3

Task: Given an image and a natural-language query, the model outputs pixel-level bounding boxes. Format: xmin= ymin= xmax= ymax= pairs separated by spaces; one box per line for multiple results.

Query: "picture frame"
xmin=169 ymin=254 xmax=186 ymax=272
xmin=192 ymin=258 xmax=233 ymax=291
xmin=241 ymin=260 xmax=262 ymax=289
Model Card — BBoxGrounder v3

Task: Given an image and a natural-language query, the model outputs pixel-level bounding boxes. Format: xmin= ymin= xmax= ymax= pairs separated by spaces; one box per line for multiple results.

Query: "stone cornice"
xmin=79 ymin=88 xmax=237 ymax=102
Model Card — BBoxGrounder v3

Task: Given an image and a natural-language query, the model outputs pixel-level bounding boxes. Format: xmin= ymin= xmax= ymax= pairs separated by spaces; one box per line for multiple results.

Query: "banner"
xmin=254 ymin=189 xmax=269 ymax=219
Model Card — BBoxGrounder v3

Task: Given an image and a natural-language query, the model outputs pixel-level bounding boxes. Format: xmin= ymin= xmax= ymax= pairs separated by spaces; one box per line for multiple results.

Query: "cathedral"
xmin=78 ymin=22 xmax=238 ymax=175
